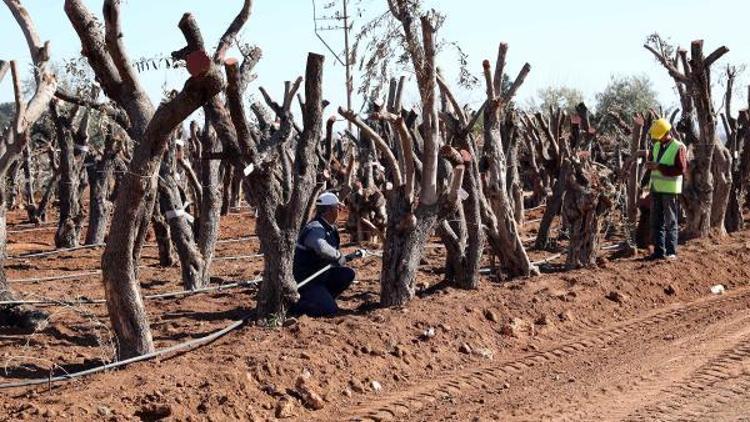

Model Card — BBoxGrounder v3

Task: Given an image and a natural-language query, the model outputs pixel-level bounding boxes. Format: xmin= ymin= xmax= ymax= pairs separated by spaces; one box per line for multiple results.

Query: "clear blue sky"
xmin=1 ymin=0 xmax=747 ymax=118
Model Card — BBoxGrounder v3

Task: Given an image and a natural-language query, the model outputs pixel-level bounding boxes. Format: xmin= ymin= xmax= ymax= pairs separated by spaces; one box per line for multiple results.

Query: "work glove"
xmin=336 ymin=251 xmax=347 ymax=266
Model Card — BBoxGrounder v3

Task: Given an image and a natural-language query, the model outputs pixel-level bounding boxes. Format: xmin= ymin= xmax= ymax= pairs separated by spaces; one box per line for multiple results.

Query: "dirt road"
xmin=340 ymin=286 xmax=750 ymax=421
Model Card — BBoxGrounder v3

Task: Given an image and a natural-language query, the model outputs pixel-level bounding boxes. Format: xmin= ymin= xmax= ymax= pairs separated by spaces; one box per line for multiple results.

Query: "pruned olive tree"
xmin=65 ymin=0 xmax=225 ymax=358
xmin=478 ymin=45 xmax=538 ymax=279
xmin=645 ymin=37 xmax=730 ymax=238
xmin=341 ymin=2 xmax=468 ymax=306
xmin=223 ymin=52 xmax=326 ymax=319
xmin=0 ymin=0 xmax=58 ymax=330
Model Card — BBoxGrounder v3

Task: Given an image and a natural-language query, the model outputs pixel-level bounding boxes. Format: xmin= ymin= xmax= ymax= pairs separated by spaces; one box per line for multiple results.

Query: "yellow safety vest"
xmin=650 ymin=140 xmax=684 ymax=194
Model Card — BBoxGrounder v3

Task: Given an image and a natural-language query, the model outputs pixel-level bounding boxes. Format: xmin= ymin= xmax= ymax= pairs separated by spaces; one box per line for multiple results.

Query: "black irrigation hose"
xmin=0 ymin=317 xmax=249 ymax=390
xmin=0 ymin=279 xmax=261 ymax=307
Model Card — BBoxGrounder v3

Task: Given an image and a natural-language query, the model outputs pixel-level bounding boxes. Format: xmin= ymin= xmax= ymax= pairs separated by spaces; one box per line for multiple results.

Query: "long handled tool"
xmin=296 ymin=249 xmax=365 ymax=289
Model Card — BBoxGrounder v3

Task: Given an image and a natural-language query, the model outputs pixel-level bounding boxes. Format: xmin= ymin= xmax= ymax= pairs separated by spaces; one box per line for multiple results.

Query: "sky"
xmin=1 ymin=0 xmax=748 ymax=120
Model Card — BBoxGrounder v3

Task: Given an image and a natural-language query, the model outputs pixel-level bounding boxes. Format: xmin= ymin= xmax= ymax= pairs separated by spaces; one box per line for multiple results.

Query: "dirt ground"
xmin=1 ymin=206 xmax=750 ymax=421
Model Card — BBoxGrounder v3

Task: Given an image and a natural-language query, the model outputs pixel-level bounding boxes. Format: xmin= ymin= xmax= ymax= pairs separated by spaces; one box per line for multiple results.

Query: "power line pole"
xmin=312 ymin=0 xmax=354 ymax=130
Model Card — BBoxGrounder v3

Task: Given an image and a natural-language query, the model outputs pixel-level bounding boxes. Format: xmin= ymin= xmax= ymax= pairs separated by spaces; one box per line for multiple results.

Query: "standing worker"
xmin=644 ymin=118 xmax=687 ymax=261
xmin=291 ymin=192 xmax=356 ymax=317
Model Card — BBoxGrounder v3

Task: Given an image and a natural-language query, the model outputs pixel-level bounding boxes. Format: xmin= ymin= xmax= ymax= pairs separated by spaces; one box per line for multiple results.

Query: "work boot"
xmin=643 ymin=253 xmax=665 ymax=262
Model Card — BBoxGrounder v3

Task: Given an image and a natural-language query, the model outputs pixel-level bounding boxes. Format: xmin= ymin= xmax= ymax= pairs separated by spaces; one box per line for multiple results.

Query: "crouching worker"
xmin=291 ymin=192 xmax=355 ymax=317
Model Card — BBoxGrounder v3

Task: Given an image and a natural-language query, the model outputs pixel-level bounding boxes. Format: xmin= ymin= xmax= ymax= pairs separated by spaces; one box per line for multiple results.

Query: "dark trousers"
xmin=651 ymin=192 xmax=679 ymax=257
xmin=291 ymin=267 xmax=355 ymax=317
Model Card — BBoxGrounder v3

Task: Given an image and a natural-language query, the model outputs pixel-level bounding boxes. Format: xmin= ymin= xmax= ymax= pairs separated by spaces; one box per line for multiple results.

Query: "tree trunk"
xmin=562 ymin=159 xmax=615 ymax=268
xmin=726 ymin=112 xmax=750 ymax=232
xmin=220 ymin=164 xmax=232 ymax=216
xmin=196 ymin=125 xmax=222 ymax=280
xmin=22 ymin=143 xmax=35 ymax=219
xmin=85 ymin=133 xmax=117 ymax=245
xmin=507 ymin=134 xmax=524 ymax=224
xmin=380 ymin=192 xmax=438 ymax=306
xmin=0 ymin=189 xmax=48 ymax=331
xmin=535 ymin=166 xmax=566 ymax=250
xmin=151 ymin=203 xmax=176 ymax=267
xmin=158 ymin=142 xmax=206 ymax=290
xmin=438 ymin=155 xmax=483 ymax=289
xmin=710 ymin=143 xmax=732 ymax=234
xmin=51 ymin=102 xmax=81 ymax=248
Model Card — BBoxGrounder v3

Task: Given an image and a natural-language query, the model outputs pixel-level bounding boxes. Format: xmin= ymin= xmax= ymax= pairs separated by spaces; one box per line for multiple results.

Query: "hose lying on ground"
xmin=0 ymin=317 xmax=248 ymax=390
xmin=0 ymin=279 xmax=261 ymax=307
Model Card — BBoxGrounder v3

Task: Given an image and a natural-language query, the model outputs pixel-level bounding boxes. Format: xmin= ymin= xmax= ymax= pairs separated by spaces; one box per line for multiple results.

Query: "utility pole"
xmin=312 ymin=0 xmax=354 ymax=130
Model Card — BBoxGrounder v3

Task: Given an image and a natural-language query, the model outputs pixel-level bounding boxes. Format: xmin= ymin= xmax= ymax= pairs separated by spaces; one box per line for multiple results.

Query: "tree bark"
xmin=158 ymin=140 xmax=206 ymax=290
xmin=85 ymin=129 xmax=118 ymax=245
xmin=710 ymin=143 xmax=732 ymax=234
xmin=51 ymin=101 xmax=82 ymax=248
xmin=66 ymin=0 xmax=224 ymax=357
xmin=562 ymin=159 xmax=615 ymax=268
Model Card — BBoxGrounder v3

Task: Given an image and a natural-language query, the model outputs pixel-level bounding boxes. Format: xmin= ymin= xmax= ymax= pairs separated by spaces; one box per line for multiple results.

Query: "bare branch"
xmin=339 ymin=107 xmax=403 ymax=187
xmin=493 ymin=43 xmax=507 ymax=95
xmin=502 ymin=63 xmax=531 ymax=104
xmin=705 ymin=45 xmax=730 ymax=68
xmin=64 ymin=0 xmax=124 ymax=100
xmin=644 ymin=44 xmax=689 ymax=83
xmin=0 ymin=60 xmax=8 ymax=84
xmin=102 ymin=0 xmax=141 ymax=90
xmin=214 ymin=0 xmax=253 ymax=62
xmin=436 ymin=71 xmax=467 ymax=126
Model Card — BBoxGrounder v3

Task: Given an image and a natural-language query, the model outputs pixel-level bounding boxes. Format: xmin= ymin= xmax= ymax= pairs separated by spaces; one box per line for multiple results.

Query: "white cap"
xmin=316 ymin=192 xmax=343 ymax=207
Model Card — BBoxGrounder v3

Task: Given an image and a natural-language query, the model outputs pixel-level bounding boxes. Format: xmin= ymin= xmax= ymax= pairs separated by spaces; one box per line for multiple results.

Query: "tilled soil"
xmin=1 ymin=206 xmax=749 ymax=421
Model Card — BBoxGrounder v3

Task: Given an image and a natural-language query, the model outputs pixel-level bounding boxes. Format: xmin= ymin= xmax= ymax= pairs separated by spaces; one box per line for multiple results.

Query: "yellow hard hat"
xmin=649 ymin=118 xmax=672 ymax=140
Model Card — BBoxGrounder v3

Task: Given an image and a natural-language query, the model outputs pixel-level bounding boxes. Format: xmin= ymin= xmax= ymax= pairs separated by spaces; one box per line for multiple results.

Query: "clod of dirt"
xmin=664 ymin=284 xmax=677 ymax=296
xmin=97 ymin=406 xmax=112 ymax=417
xmin=459 ymin=343 xmax=473 ymax=354
xmin=349 ymin=378 xmax=366 ymax=394
xmin=371 ymin=314 xmax=386 ymax=323
xmin=391 ymin=345 xmax=407 ymax=357
xmin=534 ymin=314 xmax=550 ymax=326
xmin=483 ymin=309 xmax=499 ymax=323
xmin=295 ymin=376 xmax=325 ymax=410
xmin=558 ymin=311 xmax=574 ymax=322
xmin=605 ymin=290 xmax=628 ymax=304
xmin=472 ymin=347 xmax=494 ymax=360
xmin=499 ymin=318 xmax=535 ymax=338
xmin=134 ymin=403 xmax=172 ymax=421
xmin=275 ymin=398 xmax=296 ymax=419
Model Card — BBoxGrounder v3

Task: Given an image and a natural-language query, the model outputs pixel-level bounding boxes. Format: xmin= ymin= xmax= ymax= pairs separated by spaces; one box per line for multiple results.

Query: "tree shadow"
xmin=0 ymin=358 xmax=105 ymax=381
xmin=44 ymin=326 xmax=101 ymax=348
xmin=140 ymin=279 xmax=172 ymax=289
xmin=159 ymin=307 xmax=251 ymax=323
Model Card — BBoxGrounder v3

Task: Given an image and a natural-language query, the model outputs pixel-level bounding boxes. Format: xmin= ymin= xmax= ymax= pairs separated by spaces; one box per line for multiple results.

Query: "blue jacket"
xmin=293 ymin=216 xmax=341 ymax=282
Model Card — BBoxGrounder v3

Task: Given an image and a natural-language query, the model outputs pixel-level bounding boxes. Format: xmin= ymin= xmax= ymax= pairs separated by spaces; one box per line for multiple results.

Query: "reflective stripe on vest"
xmin=650 ymin=140 xmax=684 ymax=194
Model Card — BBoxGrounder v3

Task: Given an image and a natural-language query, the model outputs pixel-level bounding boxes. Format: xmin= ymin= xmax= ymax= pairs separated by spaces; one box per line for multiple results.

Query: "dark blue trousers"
xmin=291 ymin=267 xmax=355 ymax=317
xmin=651 ymin=192 xmax=679 ymax=257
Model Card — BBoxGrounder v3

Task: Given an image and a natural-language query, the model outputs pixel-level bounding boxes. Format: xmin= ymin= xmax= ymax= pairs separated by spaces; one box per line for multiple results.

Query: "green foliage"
xmin=527 ymin=85 xmax=584 ymax=114
xmin=595 ymin=74 xmax=659 ymax=119
xmin=351 ymin=0 xmax=478 ymax=109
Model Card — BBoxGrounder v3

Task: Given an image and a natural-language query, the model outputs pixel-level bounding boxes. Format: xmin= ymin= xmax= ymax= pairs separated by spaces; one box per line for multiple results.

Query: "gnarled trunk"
xmin=381 ymin=192 xmax=438 ymax=306
xmin=710 ymin=142 xmax=732 ymax=234
xmin=51 ymin=101 xmax=82 ymax=248
xmin=562 ymin=159 xmax=615 ymax=268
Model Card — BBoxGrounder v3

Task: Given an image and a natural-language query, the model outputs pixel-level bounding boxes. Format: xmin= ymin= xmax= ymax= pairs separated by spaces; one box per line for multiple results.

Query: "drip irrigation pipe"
xmin=0 ymin=279 xmax=261 ymax=307
xmin=0 ymin=317 xmax=248 ymax=389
